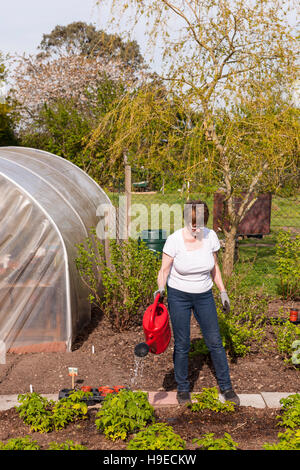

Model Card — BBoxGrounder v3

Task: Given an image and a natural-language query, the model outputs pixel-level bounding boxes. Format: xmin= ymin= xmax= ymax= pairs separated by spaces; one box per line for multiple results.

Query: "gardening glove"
xmin=154 ymin=288 xmax=165 ymax=301
xmin=220 ymin=291 xmax=230 ymax=314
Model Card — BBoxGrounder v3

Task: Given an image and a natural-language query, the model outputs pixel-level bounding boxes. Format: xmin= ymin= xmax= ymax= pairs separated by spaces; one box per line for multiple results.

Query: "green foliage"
xmin=127 ymin=423 xmax=186 ymax=450
xmin=188 ymin=387 xmax=236 ymax=413
xmin=0 ymin=435 xmax=40 ymax=450
xmin=39 ymin=21 xmax=144 ymax=69
xmin=51 ymin=390 xmax=90 ymax=431
xmin=271 ymin=320 xmax=300 ymax=363
xmin=16 ymin=392 xmax=54 ymax=433
xmin=190 ymin=287 xmax=266 ymax=359
xmin=16 ymin=391 xmax=91 ymax=433
xmin=263 ymin=429 xmax=300 ymax=450
xmin=76 ymin=232 xmax=161 ymax=330
xmin=48 ymin=440 xmax=88 ymax=450
xmin=95 ymin=390 xmax=155 ymax=441
xmin=38 ymin=100 xmax=92 ymax=167
xmin=291 ymin=340 xmax=300 ymax=365
xmin=276 ymin=393 xmax=300 ymax=429
xmin=193 ymin=432 xmax=239 ymax=450
xmin=275 ymin=230 xmax=300 ymax=300
xmin=0 ymin=53 xmax=17 ymax=145
xmin=0 ymin=436 xmax=87 ymax=450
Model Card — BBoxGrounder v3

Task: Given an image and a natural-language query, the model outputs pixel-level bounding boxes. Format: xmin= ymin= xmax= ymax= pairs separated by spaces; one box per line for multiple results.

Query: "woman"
xmin=155 ymin=200 xmax=239 ymax=405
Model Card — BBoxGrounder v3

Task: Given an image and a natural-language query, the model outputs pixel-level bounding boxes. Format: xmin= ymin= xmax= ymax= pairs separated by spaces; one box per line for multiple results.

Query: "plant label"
xmin=68 ymin=367 xmax=78 ymax=376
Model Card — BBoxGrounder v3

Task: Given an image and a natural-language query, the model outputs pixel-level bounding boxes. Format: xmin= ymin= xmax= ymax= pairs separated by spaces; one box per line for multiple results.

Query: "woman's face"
xmin=184 ymin=204 xmax=205 ymax=239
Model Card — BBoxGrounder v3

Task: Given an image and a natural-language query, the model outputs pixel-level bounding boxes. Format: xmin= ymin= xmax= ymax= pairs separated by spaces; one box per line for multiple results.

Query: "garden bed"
xmin=0 ymin=401 xmax=280 ymax=450
xmin=0 ymin=298 xmax=299 ymax=451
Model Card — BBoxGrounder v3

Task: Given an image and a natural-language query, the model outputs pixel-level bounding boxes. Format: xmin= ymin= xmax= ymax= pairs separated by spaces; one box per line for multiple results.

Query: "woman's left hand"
xmin=220 ymin=291 xmax=230 ymax=313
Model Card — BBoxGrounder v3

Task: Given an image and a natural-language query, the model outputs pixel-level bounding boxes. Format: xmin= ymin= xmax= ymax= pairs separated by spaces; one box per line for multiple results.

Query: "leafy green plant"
xmin=276 ymin=393 xmax=300 ymax=429
xmin=291 ymin=340 xmax=300 ymax=365
xmin=51 ymin=390 xmax=91 ymax=430
xmin=127 ymin=423 xmax=186 ymax=450
xmin=16 ymin=392 xmax=55 ymax=433
xmin=16 ymin=391 xmax=91 ymax=433
xmin=48 ymin=440 xmax=88 ymax=450
xmin=263 ymin=429 xmax=300 ymax=450
xmin=193 ymin=432 xmax=239 ymax=450
xmin=271 ymin=321 xmax=300 ymax=363
xmin=95 ymin=390 xmax=155 ymax=441
xmin=275 ymin=230 xmax=300 ymax=300
xmin=0 ymin=436 xmax=40 ymax=450
xmin=76 ymin=232 xmax=161 ymax=330
xmin=188 ymin=387 xmax=236 ymax=413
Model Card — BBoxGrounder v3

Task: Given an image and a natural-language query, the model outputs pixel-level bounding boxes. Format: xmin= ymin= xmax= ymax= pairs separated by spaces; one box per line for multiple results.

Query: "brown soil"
xmin=0 ymin=298 xmax=299 ymax=451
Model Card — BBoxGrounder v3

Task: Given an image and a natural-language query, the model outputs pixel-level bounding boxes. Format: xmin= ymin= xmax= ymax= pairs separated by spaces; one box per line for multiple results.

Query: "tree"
xmin=94 ymin=0 xmax=299 ymax=277
xmin=0 ymin=53 xmax=17 ymax=145
xmin=8 ymin=22 xmax=149 ymax=181
xmin=38 ymin=21 xmax=144 ymax=70
xmin=9 ymin=22 xmax=147 ymax=127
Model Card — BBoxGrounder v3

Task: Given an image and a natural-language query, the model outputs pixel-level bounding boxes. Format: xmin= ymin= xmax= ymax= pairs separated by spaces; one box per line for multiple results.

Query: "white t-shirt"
xmin=163 ymin=227 xmax=220 ymax=293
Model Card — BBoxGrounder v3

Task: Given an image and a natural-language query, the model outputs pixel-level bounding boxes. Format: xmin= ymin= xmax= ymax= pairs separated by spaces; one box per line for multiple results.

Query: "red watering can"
xmin=134 ymin=293 xmax=171 ymax=357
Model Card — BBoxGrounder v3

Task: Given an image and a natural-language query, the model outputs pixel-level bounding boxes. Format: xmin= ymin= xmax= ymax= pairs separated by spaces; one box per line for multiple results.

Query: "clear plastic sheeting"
xmin=0 ymin=147 xmax=112 ymax=363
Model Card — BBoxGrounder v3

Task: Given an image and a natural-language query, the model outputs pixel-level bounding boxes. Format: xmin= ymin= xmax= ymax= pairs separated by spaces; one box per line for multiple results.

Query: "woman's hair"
xmin=184 ymin=199 xmax=209 ymax=226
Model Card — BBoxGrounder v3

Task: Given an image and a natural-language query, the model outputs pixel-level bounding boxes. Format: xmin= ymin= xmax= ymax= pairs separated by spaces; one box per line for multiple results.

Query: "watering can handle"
xmin=149 ymin=293 xmax=161 ymax=330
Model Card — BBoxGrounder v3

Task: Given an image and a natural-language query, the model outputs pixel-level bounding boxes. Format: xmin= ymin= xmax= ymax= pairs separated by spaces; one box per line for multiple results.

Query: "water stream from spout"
xmin=130 ymin=355 xmax=145 ymax=387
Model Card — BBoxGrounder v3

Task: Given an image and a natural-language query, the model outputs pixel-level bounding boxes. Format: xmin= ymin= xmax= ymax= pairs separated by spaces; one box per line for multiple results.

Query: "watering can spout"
xmin=134 ymin=342 xmax=150 ymax=357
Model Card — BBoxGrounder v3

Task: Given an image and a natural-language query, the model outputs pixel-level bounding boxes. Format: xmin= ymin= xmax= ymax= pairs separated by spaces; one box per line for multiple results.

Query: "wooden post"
xmin=124 ymin=153 xmax=131 ymax=239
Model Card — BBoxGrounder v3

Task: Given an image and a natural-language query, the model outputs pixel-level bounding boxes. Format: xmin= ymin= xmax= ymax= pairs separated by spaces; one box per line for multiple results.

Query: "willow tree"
xmin=93 ymin=0 xmax=299 ymax=278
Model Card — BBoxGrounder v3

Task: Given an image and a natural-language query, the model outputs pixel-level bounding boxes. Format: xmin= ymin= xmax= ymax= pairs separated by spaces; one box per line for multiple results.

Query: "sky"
xmin=0 ymin=0 xmax=101 ymax=57
xmin=0 ymin=0 xmax=298 ymax=102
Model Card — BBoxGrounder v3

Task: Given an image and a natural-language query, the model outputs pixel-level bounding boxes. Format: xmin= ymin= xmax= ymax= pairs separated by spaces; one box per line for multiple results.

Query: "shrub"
xmin=127 ymin=423 xmax=186 ymax=450
xmin=188 ymin=387 xmax=236 ymax=413
xmin=95 ymin=390 xmax=155 ymax=441
xmin=76 ymin=231 xmax=161 ymax=330
xmin=275 ymin=230 xmax=300 ymax=300
xmin=193 ymin=432 xmax=239 ymax=450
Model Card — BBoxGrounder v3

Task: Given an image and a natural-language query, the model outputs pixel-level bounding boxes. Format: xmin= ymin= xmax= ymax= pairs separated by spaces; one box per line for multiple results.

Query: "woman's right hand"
xmin=153 ymin=288 xmax=165 ymax=300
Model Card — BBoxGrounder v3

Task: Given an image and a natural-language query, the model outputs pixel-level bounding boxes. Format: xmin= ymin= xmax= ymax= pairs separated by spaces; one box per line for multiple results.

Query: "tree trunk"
xmin=222 ymin=226 xmax=238 ymax=280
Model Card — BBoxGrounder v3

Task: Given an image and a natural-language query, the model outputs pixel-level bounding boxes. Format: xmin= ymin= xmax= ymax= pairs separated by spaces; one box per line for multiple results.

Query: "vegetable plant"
xmin=188 ymin=387 xmax=236 ymax=413
xmin=95 ymin=390 xmax=155 ymax=441
xmin=16 ymin=391 xmax=92 ymax=433
xmin=0 ymin=436 xmax=40 ymax=450
xmin=48 ymin=440 xmax=88 ymax=450
xmin=193 ymin=432 xmax=239 ymax=450
xmin=127 ymin=423 xmax=186 ymax=450
xmin=277 ymin=393 xmax=300 ymax=429
xmin=263 ymin=429 xmax=300 ymax=450
xmin=16 ymin=392 xmax=54 ymax=433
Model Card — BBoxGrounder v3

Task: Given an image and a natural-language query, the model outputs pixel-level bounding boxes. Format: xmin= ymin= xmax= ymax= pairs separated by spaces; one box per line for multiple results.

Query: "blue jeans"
xmin=167 ymin=285 xmax=232 ymax=393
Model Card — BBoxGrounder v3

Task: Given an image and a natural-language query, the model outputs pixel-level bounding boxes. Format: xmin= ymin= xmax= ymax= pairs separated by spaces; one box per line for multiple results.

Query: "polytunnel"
xmin=0 ymin=146 xmax=112 ymax=363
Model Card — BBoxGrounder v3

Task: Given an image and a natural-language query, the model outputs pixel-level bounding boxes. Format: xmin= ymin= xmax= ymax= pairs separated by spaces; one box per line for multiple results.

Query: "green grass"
xmin=228 ymin=236 xmax=279 ymax=297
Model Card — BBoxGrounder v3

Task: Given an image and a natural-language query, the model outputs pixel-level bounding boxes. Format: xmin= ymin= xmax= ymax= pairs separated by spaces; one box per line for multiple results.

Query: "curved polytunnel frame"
xmin=0 ymin=147 xmax=112 ymax=363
